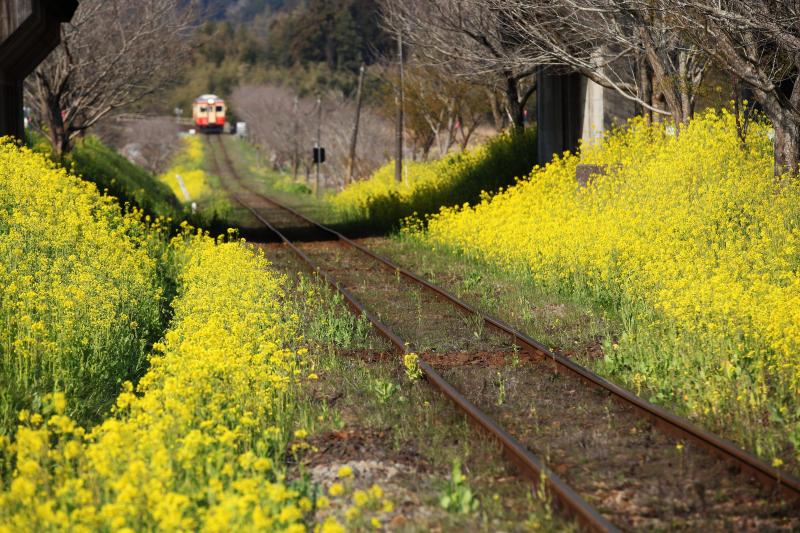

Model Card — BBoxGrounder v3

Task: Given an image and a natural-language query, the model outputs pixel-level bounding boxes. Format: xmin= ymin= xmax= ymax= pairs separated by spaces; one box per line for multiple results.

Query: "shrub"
xmin=332 ymin=128 xmax=537 ymax=231
xmin=68 ymin=136 xmax=181 ymax=220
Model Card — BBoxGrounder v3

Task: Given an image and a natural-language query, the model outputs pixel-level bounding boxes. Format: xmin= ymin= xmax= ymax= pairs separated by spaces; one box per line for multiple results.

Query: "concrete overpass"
xmin=0 ymin=0 xmax=78 ymax=139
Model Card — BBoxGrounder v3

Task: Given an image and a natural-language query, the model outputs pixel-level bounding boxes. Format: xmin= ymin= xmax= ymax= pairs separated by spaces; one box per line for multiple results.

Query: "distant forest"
xmin=190 ymin=0 xmax=288 ymax=21
xmin=164 ymin=0 xmax=393 ymax=112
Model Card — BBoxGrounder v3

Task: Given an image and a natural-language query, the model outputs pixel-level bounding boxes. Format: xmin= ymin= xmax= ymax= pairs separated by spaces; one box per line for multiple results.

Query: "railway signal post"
xmin=314 ymin=96 xmax=323 ymax=196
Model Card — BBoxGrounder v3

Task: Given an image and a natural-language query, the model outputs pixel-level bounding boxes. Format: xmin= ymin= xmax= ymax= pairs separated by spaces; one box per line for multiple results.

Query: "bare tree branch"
xmin=662 ymin=0 xmax=800 ymax=175
xmin=25 ymin=0 xmax=195 ymax=156
xmin=490 ymin=0 xmax=709 ymax=125
xmin=380 ymin=0 xmax=536 ymax=131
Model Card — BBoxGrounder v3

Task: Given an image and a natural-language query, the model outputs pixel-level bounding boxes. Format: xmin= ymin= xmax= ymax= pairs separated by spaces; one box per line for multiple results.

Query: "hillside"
xmin=164 ymin=0 xmax=391 ymax=111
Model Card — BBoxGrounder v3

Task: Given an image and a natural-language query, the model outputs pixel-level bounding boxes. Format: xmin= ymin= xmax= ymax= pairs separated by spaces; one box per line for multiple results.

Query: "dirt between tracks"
xmin=286 ymin=237 xmax=800 ymax=530
xmin=441 ymin=360 xmax=800 ymax=531
xmin=297 ymin=241 xmax=517 ymax=354
xmin=422 ymin=351 xmax=539 ymax=370
xmin=288 ymin=343 xmax=565 ymax=532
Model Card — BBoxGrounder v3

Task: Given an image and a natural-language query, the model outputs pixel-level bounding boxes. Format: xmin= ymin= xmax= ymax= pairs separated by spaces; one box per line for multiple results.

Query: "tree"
xmin=26 ymin=0 xmax=194 ymax=156
xmin=266 ymin=0 xmax=393 ymax=75
xmin=377 ymin=61 xmax=487 ymax=159
xmin=231 ymin=84 xmax=394 ymax=186
xmin=662 ymin=0 xmax=800 ymax=176
xmin=381 ymin=0 xmax=536 ymax=132
xmin=493 ymin=0 xmax=708 ymax=126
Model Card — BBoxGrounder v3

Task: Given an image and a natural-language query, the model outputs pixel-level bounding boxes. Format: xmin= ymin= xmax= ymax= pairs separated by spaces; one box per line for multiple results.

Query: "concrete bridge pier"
xmin=536 ymin=67 xmax=634 ymax=166
xmin=536 ymin=69 xmax=582 ymax=165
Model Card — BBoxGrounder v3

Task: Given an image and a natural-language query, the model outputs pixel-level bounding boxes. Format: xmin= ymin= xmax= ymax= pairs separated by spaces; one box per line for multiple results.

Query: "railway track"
xmin=207 ymin=135 xmax=800 ymax=531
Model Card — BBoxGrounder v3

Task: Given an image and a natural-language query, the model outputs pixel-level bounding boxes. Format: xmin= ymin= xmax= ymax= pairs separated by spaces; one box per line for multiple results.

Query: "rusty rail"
xmin=208 ymin=136 xmax=617 ymax=532
xmin=217 ymin=139 xmax=800 ymax=502
xmin=211 ymin=134 xmax=800 ymax=528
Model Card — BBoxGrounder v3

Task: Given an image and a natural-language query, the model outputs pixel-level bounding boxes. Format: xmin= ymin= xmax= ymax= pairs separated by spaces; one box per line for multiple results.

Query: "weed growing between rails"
xmin=219 ymin=137 xmax=342 ymax=229
xmin=159 ymin=134 xmax=232 ymax=229
xmin=367 ymin=234 xmax=614 ymax=360
xmin=0 ymin=140 xmax=169 ymax=437
xmin=279 ymin=266 xmax=572 ymax=531
xmin=410 ymin=110 xmax=800 ymax=470
xmin=331 ymin=128 xmax=537 ymax=232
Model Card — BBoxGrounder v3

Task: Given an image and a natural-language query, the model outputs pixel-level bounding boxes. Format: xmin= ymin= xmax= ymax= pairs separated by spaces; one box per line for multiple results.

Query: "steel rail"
xmin=209 ymin=136 xmax=617 ymax=532
xmin=214 ymin=137 xmax=800 ymax=502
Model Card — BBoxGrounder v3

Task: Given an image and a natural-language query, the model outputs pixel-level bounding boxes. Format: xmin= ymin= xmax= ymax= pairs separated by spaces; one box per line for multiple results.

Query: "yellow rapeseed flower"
xmin=410 ymin=110 xmax=800 ymax=455
xmin=337 ymin=465 xmax=353 ymax=479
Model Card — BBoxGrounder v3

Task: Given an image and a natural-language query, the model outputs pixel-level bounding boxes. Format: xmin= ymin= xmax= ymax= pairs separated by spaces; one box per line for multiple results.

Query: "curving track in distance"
xmin=207 ymin=135 xmax=800 ymax=532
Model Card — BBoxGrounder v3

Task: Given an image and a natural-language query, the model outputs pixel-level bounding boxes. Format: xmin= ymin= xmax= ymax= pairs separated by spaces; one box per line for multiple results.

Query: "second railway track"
xmin=207 ymin=135 xmax=800 ymax=531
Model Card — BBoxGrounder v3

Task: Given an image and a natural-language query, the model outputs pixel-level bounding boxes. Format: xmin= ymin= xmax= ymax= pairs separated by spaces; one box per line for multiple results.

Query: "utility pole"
xmin=315 ymin=96 xmax=322 ymax=196
xmin=347 ymin=63 xmax=366 ymax=186
xmin=292 ymin=95 xmax=299 ymax=181
xmin=395 ymin=31 xmax=404 ymax=183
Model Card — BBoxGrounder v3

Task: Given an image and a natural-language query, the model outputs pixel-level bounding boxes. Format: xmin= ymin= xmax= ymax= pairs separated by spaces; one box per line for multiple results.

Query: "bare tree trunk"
xmin=395 ymin=32 xmax=405 ymax=183
xmin=292 ymin=95 xmax=299 ymax=181
xmin=458 ymin=114 xmax=481 ymax=150
xmin=44 ymin=96 xmax=69 ymax=158
xmin=773 ymin=113 xmax=800 ymax=178
xmin=442 ymin=114 xmax=455 ymax=154
xmin=641 ymin=29 xmax=686 ymax=127
xmin=421 ymin=134 xmax=435 ymax=160
xmin=731 ymin=75 xmax=752 ymax=146
xmin=486 ymin=88 xmax=503 ymax=130
xmin=636 ymin=53 xmax=653 ymax=123
xmin=678 ymin=51 xmax=692 ymax=124
xmin=505 ymin=73 xmax=524 ymax=132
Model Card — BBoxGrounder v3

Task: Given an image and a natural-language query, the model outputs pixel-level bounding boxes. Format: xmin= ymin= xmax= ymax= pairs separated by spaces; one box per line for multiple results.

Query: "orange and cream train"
xmin=192 ymin=94 xmax=226 ymax=133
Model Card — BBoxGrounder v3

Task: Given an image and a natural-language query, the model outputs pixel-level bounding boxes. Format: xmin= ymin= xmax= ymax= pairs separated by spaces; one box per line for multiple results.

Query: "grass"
xmin=227 ymin=139 xmax=313 ymax=197
xmin=367 ymin=233 xmax=616 ymax=359
xmin=331 ymin=128 xmax=538 ymax=232
xmin=220 ymin=137 xmax=341 ymax=225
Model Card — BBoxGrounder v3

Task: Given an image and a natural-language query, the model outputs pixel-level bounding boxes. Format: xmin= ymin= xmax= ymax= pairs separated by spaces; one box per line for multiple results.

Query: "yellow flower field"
xmin=412 ymin=111 xmax=800 ymax=460
xmin=0 ymin=139 xmax=166 ymax=434
xmin=331 ymin=129 xmax=538 ymax=229
xmin=158 ymin=135 xmax=210 ymax=203
xmin=0 ymin=230 xmax=312 ymax=531
xmin=0 ymin=139 xmax=393 ymax=530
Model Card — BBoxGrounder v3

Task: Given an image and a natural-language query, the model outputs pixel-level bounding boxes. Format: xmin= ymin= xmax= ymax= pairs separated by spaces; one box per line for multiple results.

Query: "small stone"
xmin=389 ymin=515 xmax=407 ymax=527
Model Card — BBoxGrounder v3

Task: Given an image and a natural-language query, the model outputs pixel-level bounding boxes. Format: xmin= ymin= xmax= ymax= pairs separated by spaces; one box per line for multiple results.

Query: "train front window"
xmin=216 ymin=106 xmax=224 ymax=112
xmin=199 ymin=106 xmax=208 ymax=112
